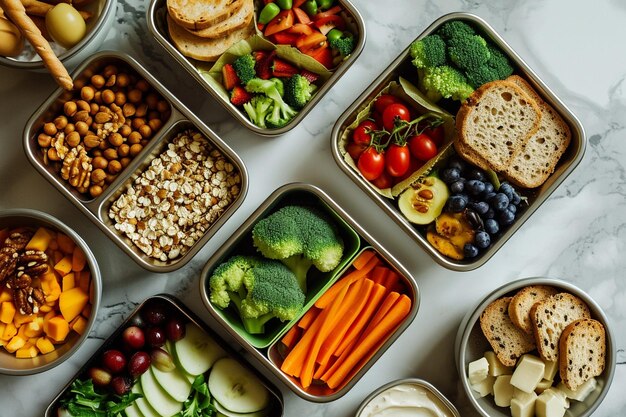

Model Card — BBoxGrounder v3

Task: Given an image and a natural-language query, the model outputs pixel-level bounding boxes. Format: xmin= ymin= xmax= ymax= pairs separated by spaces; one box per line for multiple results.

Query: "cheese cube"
xmin=511 ymin=389 xmax=537 ymax=417
xmin=485 ymin=350 xmax=514 ymax=376
xmin=511 ymin=354 xmax=545 ymax=393
xmin=494 ymin=375 xmax=515 ymax=407
xmin=468 ymin=357 xmax=489 ymax=385
xmin=471 ymin=375 xmax=495 ymax=398
xmin=535 ymin=379 xmax=553 ymax=394
xmin=557 ymin=378 xmax=597 ymax=402
xmin=543 ymin=360 xmax=558 ymax=381
xmin=535 ymin=389 xmax=567 ymax=417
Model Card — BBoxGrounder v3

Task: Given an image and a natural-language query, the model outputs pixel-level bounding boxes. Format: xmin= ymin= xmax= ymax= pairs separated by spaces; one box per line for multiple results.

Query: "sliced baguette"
xmin=504 ymin=75 xmax=572 ymax=188
xmin=508 ymin=285 xmax=559 ymax=334
xmin=185 ymin=0 xmax=253 ymax=39
xmin=456 ymin=79 xmax=542 ymax=172
xmin=480 ymin=297 xmax=536 ymax=367
xmin=559 ymin=318 xmax=606 ymax=391
xmin=167 ymin=0 xmax=243 ymax=31
xmin=530 ymin=292 xmax=591 ymax=362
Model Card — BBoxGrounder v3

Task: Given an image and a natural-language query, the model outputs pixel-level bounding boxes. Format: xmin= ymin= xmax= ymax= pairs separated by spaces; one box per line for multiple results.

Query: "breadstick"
xmin=21 ymin=0 xmax=92 ymax=20
xmin=0 ymin=0 xmax=73 ymax=90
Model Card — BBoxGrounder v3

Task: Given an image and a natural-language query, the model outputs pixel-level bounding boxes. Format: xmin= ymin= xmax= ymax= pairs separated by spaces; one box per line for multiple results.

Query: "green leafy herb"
xmin=176 ymin=375 xmax=216 ymax=417
xmin=58 ymin=379 xmax=141 ymax=417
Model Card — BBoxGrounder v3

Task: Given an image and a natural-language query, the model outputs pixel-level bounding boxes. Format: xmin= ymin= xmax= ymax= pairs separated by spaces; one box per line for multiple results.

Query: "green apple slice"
xmin=213 ymin=400 xmax=269 ymax=417
xmin=152 ymin=362 xmax=192 ymax=403
xmin=174 ymin=323 xmax=226 ymax=376
xmin=132 ymin=381 xmax=160 ymax=417
xmin=140 ymin=368 xmax=183 ymax=417
xmin=123 ymin=401 xmax=144 ymax=417
xmin=208 ymin=357 xmax=270 ymax=414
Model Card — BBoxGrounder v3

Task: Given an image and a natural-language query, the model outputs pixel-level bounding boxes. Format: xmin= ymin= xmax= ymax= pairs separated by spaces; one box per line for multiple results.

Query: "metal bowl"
xmin=455 ymin=277 xmax=616 ymax=417
xmin=0 ymin=208 xmax=101 ymax=375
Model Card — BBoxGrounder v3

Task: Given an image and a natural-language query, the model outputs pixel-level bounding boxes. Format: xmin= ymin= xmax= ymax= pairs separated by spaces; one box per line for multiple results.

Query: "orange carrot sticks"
xmin=361 ymin=291 xmax=400 ymax=334
xmin=314 ymin=254 xmax=379 ymax=309
xmin=297 ymin=307 xmax=320 ymax=329
xmin=281 ymin=325 xmax=301 ymax=349
xmin=371 ymin=265 xmax=389 ymax=285
xmin=351 ymin=249 xmax=376 ymax=270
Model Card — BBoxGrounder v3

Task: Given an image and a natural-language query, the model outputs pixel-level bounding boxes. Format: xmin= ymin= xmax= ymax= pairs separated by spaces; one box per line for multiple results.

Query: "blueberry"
xmin=450 ymin=180 xmax=465 ymax=194
xmin=467 ymin=169 xmax=487 ymax=181
xmin=511 ymin=191 xmax=522 ymax=205
xmin=499 ymin=209 xmax=515 ymax=226
xmin=447 ymin=158 xmax=467 ymax=172
xmin=485 ymin=218 xmax=499 ymax=235
xmin=485 ymin=192 xmax=496 ymax=203
xmin=447 ymin=195 xmax=468 ymax=212
xmin=483 ymin=208 xmax=495 ymax=219
xmin=499 ymin=182 xmax=514 ymax=200
xmin=475 ymin=231 xmax=491 ymax=249
xmin=441 ymin=167 xmax=461 ymax=184
xmin=470 ymin=201 xmax=490 ymax=215
xmin=483 ymin=182 xmax=495 ymax=195
xmin=467 ymin=180 xmax=486 ymax=195
xmin=507 ymin=204 xmax=517 ymax=214
xmin=464 ymin=243 xmax=479 ymax=258
xmin=492 ymin=193 xmax=510 ymax=211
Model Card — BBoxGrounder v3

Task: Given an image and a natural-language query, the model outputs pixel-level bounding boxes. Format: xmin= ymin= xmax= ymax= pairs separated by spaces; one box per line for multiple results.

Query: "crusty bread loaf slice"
xmin=185 ymin=0 xmax=253 ymax=39
xmin=167 ymin=0 xmax=243 ymax=31
xmin=167 ymin=15 xmax=254 ymax=62
xmin=508 ymin=285 xmax=559 ymax=334
xmin=480 ymin=297 xmax=536 ymax=367
xmin=559 ymin=318 xmax=606 ymax=391
xmin=503 ymin=75 xmax=572 ymax=188
xmin=456 ymin=80 xmax=542 ymax=172
xmin=530 ymin=292 xmax=591 ymax=362
xmin=453 ymin=137 xmax=492 ymax=172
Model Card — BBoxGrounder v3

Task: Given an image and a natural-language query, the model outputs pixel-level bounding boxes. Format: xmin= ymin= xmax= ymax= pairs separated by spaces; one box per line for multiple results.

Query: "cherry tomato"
xmin=385 ymin=144 xmax=411 ymax=177
xmin=372 ymin=111 xmax=384 ymax=130
xmin=423 ymin=125 xmax=445 ymax=147
xmin=396 ymin=158 xmax=424 ymax=183
xmin=357 ymin=147 xmax=385 ymax=180
xmin=374 ymin=94 xmax=401 ymax=114
xmin=346 ymin=142 xmax=367 ymax=160
xmin=382 ymin=103 xmax=410 ymax=131
xmin=352 ymin=120 xmax=378 ymax=145
xmin=372 ymin=170 xmax=392 ymax=189
xmin=408 ymin=133 xmax=438 ymax=161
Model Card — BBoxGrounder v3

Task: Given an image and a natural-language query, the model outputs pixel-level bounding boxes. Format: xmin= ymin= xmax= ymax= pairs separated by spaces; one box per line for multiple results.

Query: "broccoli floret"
xmin=209 ymin=255 xmax=305 ymax=334
xmin=245 ymin=78 xmax=297 ymax=128
xmin=409 ymin=34 xmax=447 ymax=69
xmin=243 ymin=95 xmax=273 ymax=128
xmin=447 ymin=35 xmax=490 ymax=71
xmin=464 ymin=43 xmax=514 ymax=88
xmin=232 ymin=54 xmax=256 ymax=85
xmin=284 ymin=74 xmax=317 ymax=109
xmin=329 ymin=34 xmax=355 ymax=58
xmin=436 ymin=20 xmax=475 ymax=41
xmin=252 ymin=205 xmax=344 ymax=292
xmin=419 ymin=65 xmax=474 ymax=102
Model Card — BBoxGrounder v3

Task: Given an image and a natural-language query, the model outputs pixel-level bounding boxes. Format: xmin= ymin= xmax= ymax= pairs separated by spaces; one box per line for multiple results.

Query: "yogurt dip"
xmin=359 ymin=382 xmax=456 ymax=417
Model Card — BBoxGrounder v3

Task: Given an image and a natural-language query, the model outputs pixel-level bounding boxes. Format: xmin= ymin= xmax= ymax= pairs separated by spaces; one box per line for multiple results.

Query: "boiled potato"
xmin=45 ymin=3 xmax=86 ymax=49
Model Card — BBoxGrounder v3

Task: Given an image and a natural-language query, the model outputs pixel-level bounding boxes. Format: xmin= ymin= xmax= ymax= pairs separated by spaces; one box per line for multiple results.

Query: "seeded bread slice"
xmin=503 ymin=75 xmax=572 ymax=188
xmin=456 ymin=80 xmax=542 ymax=172
xmin=508 ymin=285 xmax=559 ymax=334
xmin=559 ymin=318 xmax=606 ymax=391
xmin=167 ymin=0 xmax=243 ymax=31
xmin=530 ymin=292 xmax=591 ymax=362
xmin=184 ymin=0 xmax=253 ymax=39
xmin=480 ymin=297 xmax=536 ymax=367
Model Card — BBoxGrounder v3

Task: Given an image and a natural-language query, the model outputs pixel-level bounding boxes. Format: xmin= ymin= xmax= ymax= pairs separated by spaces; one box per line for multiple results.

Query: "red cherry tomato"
xmin=346 ymin=142 xmax=367 ymax=160
xmin=372 ymin=111 xmax=384 ymax=130
xmin=423 ymin=125 xmax=445 ymax=147
xmin=395 ymin=158 xmax=424 ymax=183
xmin=372 ymin=170 xmax=392 ymax=189
xmin=382 ymin=103 xmax=410 ymax=131
xmin=385 ymin=144 xmax=411 ymax=177
xmin=352 ymin=120 xmax=378 ymax=145
xmin=408 ymin=133 xmax=438 ymax=161
xmin=374 ymin=94 xmax=401 ymax=114
xmin=357 ymin=147 xmax=385 ymax=180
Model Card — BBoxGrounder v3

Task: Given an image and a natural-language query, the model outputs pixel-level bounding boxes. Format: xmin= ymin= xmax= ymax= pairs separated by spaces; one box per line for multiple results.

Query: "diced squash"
xmin=2 ymin=322 xmax=17 ymax=340
xmin=70 ymin=315 xmax=87 ymax=335
xmin=15 ymin=345 xmax=38 ymax=358
xmin=77 ymin=270 xmax=91 ymax=293
xmin=72 ymin=246 xmax=87 ymax=272
xmin=42 ymin=310 xmax=56 ymax=335
xmin=59 ymin=287 xmax=89 ymax=322
xmin=13 ymin=312 xmax=36 ymax=327
xmin=62 ymin=273 xmax=76 ymax=292
xmin=5 ymin=335 xmax=26 ymax=353
xmin=48 ymin=237 xmax=59 ymax=251
xmin=39 ymin=304 xmax=52 ymax=313
xmin=36 ymin=337 xmax=55 ymax=354
xmin=0 ymin=289 xmax=12 ymax=302
xmin=81 ymin=303 xmax=92 ymax=318
xmin=45 ymin=316 xmax=70 ymax=342
xmin=17 ymin=325 xmax=29 ymax=340
xmin=0 ymin=301 xmax=16 ymax=324
xmin=40 ymin=267 xmax=58 ymax=282
xmin=43 ymin=278 xmax=62 ymax=303
xmin=25 ymin=227 xmax=54 ymax=251
xmin=53 ymin=251 xmax=64 ymax=265
xmin=24 ymin=321 xmax=43 ymax=338
xmin=57 ymin=233 xmax=75 ymax=255
xmin=54 ymin=256 xmax=73 ymax=276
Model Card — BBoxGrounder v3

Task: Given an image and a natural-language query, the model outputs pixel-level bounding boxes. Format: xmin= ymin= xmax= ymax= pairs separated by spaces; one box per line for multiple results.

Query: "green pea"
xmin=258 ymin=3 xmax=280 ymax=24
xmin=326 ymin=28 xmax=343 ymax=42
xmin=275 ymin=0 xmax=292 ymax=10
xmin=315 ymin=0 xmax=334 ymax=10
xmin=302 ymin=0 xmax=317 ymax=16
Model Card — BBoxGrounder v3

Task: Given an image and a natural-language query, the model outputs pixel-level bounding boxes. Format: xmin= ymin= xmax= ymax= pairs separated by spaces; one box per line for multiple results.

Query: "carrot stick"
xmin=324 ymin=294 xmax=412 ymax=389
xmin=281 ymin=325 xmax=301 ymax=349
xmin=382 ymin=270 xmax=404 ymax=292
xmin=370 ymin=265 xmax=389 ymax=285
xmin=361 ymin=291 xmax=400 ymax=335
xmin=314 ymin=254 xmax=379 ymax=309
xmin=297 ymin=307 xmax=320 ymax=329
xmin=351 ymin=249 xmax=377 ymax=270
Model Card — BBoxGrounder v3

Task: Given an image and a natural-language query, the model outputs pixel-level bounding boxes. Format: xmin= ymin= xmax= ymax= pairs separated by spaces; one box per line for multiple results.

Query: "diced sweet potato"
xmin=81 ymin=303 xmax=92 ymax=318
xmin=0 ymin=289 xmax=12 ymax=302
xmin=54 ymin=256 xmax=73 ymax=276
xmin=0 ymin=301 xmax=16 ymax=324
xmin=13 ymin=312 xmax=36 ymax=327
xmin=70 ymin=316 xmax=87 ymax=335
xmin=36 ymin=337 xmax=55 ymax=354
xmin=2 ymin=322 xmax=17 ymax=340
xmin=56 ymin=233 xmax=75 ymax=255
xmin=77 ymin=270 xmax=91 ymax=293
xmin=5 ymin=335 xmax=26 ymax=353
xmin=15 ymin=345 xmax=38 ymax=358
xmin=45 ymin=316 xmax=70 ymax=342
xmin=43 ymin=277 xmax=62 ymax=303
xmin=59 ymin=287 xmax=89 ymax=322
xmin=72 ymin=246 xmax=87 ymax=272
xmin=25 ymin=227 xmax=54 ymax=251
xmin=24 ymin=321 xmax=43 ymax=338
xmin=62 ymin=273 xmax=75 ymax=292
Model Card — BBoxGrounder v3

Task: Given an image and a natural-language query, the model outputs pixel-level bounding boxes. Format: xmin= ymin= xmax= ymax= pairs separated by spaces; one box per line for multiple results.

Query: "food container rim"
xmin=0 ymin=208 xmax=102 ymax=375
xmin=455 ymin=276 xmax=616 ymax=417
xmin=330 ymin=11 xmax=587 ymax=272
xmin=22 ymin=50 xmax=249 ymax=273
xmin=146 ymin=0 xmax=367 ymax=137
xmin=198 ymin=182 xmax=420 ymax=402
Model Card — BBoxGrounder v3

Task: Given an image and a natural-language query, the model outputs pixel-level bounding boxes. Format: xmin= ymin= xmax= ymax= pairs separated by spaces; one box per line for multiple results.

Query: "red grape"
xmin=122 ymin=326 xmax=145 ymax=350
xmin=102 ymin=349 xmax=127 ymax=374
xmin=89 ymin=367 xmax=112 ymax=386
xmin=128 ymin=351 xmax=151 ymax=378
xmin=141 ymin=303 xmax=167 ymax=325
xmin=164 ymin=318 xmax=186 ymax=342
xmin=110 ymin=376 xmax=132 ymax=396
xmin=145 ymin=327 xmax=165 ymax=348
xmin=150 ymin=348 xmax=175 ymax=372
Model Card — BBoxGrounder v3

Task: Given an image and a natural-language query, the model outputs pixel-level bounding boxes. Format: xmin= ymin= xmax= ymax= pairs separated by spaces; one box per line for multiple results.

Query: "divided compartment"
xmin=199 ymin=183 xmax=419 ymax=402
xmin=330 ymin=12 xmax=586 ymax=271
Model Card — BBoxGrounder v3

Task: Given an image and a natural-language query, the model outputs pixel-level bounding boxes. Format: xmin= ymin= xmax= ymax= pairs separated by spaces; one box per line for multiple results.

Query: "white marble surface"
xmin=0 ymin=0 xmax=624 ymax=416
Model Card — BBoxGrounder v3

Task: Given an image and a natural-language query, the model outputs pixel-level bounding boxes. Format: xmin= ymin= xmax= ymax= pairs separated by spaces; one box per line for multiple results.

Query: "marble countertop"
xmin=0 ymin=0 xmax=624 ymax=416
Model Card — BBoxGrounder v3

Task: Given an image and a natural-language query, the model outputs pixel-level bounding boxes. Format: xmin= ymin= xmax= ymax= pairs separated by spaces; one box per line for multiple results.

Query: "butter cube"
xmin=535 ymin=379 xmax=553 ymax=394
xmin=471 ymin=375 xmax=495 ymax=398
xmin=468 ymin=357 xmax=489 ymax=385
xmin=485 ymin=351 xmax=514 ymax=376
xmin=535 ymin=389 xmax=567 ymax=417
xmin=557 ymin=378 xmax=597 ymax=402
xmin=511 ymin=354 xmax=545 ymax=393
xmin=543 ymin=360 xmax=558 ymax=381
xmin=494 ymin=375 xmax=514 ymax=407
xmin=511 ymin=389 xmax=537 ymax=417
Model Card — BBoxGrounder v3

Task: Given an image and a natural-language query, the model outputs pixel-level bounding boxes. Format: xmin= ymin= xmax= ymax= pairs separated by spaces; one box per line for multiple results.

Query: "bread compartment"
xmin=331 ymin=12 xmax=585 ymax=271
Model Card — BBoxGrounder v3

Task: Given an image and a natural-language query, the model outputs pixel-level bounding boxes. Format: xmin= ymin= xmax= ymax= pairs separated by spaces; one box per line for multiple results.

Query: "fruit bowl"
xmin=0 ymin=208 xmax=101 ymax=375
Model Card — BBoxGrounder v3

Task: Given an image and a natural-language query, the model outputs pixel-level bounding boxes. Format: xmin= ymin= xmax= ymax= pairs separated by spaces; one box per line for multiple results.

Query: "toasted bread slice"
xmin=530 ymin=292 xmax=591 ymax=362
xmin=453 ymin=137 xmax=492 ymax=172
xmin=185 ymin=0 xmax=253 ymax=39
xmin=508 ymin=285 xmax=559 ymax=334
xmin=167 ymin=0 xmax=243 ymax=31
xmin=480 ymin=297 xmax=536 ymax=367
xmin=559 ymin=318 xmax=606 ymax=391
xmin=167 ymin=15 xmax=254 ymax=62
xmin=456 ymin=79 xmax=542 ymax=172
xmin=503 ymin=75 xmax=572 ymax=188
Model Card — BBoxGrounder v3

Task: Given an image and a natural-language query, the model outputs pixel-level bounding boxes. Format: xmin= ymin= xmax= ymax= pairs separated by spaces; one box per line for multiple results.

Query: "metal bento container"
xmin=23 ymin=51 xmax=248 ymax=273
xmin=199 ymin=183 xmax=420 ymax=402
xmin=455 ymin=277 xmax=616 ymax=417
xmin=355 ymin=378 xmax=460 ymax=417
xmin=0 ymin=208 xmax=101 ymax=375
xmin=44 ymin=294 xmax=284 ymax=417
xmin=146 ymin=0 xmax=366 ymax=137
xmin=330 ymin=12 xmax=586 ymax=271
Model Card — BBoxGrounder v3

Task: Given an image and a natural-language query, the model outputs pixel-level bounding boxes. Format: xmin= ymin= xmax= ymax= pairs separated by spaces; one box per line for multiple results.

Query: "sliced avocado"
xmin=398 ymin=176 xmax=449 ymax=225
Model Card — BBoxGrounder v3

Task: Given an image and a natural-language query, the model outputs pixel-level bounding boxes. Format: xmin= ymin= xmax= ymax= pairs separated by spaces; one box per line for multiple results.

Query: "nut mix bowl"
xmin=455 ymin=277 xmax=616 ymax=417
xmin=0 ymin=208 xmax=101 ymax=375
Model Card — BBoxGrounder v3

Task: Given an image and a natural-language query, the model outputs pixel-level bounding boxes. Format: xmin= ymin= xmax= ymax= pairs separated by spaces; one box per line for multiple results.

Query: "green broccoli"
xmin=464 ymin=43 xmax=514 ymax=88
xmin=284 ymin=74 xmax=317 ymax=109
xmin=252 ymin=205 xmax=344 ymax=293
xmin=209 ymin=255 xmax=305 ymax=334
xmin=436 ymin=20 xmax=475 ymax=41
xmin=243 ymin=95 xmax=273 ymax=128
xmin=328 ymin=31 xmax=355 ymax=58
xmin=447 ymin=35 xmax=490 ymax=71
xmin=233 ymin=54 xmax=257 ymax=85
xmin=419 ymin=65 xmax=474 ymax=102
xmin=245 ymin=78 xmax=297 ymax=128
xmin=409 ymin=34 xmax=447 ymax=68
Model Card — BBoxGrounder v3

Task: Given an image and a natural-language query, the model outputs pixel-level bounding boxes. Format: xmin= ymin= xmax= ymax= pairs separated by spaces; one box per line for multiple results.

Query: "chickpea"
xmin=129 ymin=143 xmax=143 ymax=157
xmin=120 ymin=157 xmax=131 ymax=168
xmin=90 ymin=102 xmax=100 ymax=116
xmin=54 ymin=115 xmax=68 ymax=130
xmin=47 ymin=148 xmax=60 ymax=161
xmin=148 ymin=118 xmax=162 ymax=132
xmin=75 ymin=121 xmax=89 ymax=136
xmin=116 ymin=73 xmax=130 ymax=88
xmin=140 ymin=139 xmax=149 ymax=147
xmin=108 ymin=160 xmax=122 ymax=174
xmin=66 ymin=131 xmax=81 ymax=147
xmin=64 ymin=123 xmax=76 ymax=135
xmin=91 ymin=168 xmax=107 ymax=184
xmin=102 ymin=89 xmax=115 ymax=104
xmin=128 ymin=131 xmax=142 ymax=144
xmin=118 ymin=144 xmax=130 ymax=157
xmin=63 ymin=101 xmax=77 ymax=117
xmin=94 ymin=91 xmax=102 ymax=104
xmin=43 ymin=122 xmax=57 ymax=136
xmin=108 ymin=132 xmax=124 ymax=147
xmin=146 ymin=93 xmax=159 ymax=109
xmin=136 ymin=79 xmax=150 ymax=92
xmin=148 ymin=111 xmax=160 ymax=121
xmin=92 ymin=156 xmax=108 ymax=170
xmin=73 ymin=78 xmax=86 ymax=90
xmin=92 ymin=149 xmax=102 ymax=157
xmin=76 ymin=100 xmax=90 ymax=112
xmin=115 ymin=92 xmax=126 ymax=106
xmin=81 ymin=86 xmax=95 ymax=101
xmin=105 ymin=74 xmax=116 ymax=87
xmin=91 ymin=74 xmax=105 ymax=89
xmin=103 ymin=148 xmax=118 ymax=160
xmin=89 ymin=185 xmax=103 ymax=198
xmin=157 ymin=100 xmax=170 ymax=114
xmin=105 ymin=173 xmax=117 ymax=184
xmin=103 ymin=65 xmax=118 ymax=78
xmin=127 ymin=89 xmax=142 ymax=104
xmin=131 ymin=118 xmax=145 ymax=130
xmin=119 ymin=124 xmax=131 ymax=138
xmin=98 ymin=139 xmax=108 ymax=150
xmin=135 ymin=103 xmax=148 ymax=118
xmin=122 ymin=103 xmax=136 ymax=117
xmin=138 ymin=124 xmax=152 ymax=139
xmin=37 ymin=133 xmax=52 ymax=148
